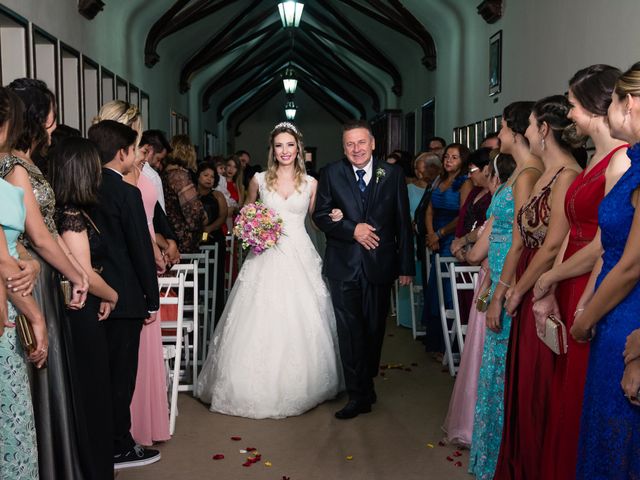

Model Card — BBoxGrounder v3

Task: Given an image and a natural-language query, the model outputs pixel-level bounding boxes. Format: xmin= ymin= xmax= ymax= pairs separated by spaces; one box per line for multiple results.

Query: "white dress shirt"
xmin=142 ymin=162 xmax=166 ymax=212
xmin=351 ymin=157 xmax=374 ymax=186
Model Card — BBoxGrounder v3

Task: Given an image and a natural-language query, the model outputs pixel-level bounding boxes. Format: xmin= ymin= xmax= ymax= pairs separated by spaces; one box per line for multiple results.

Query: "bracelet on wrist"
xmin=574 ymin=308 xmax=585 ymax=317
xmin=498 ymin=278 xmax=511 ymax=288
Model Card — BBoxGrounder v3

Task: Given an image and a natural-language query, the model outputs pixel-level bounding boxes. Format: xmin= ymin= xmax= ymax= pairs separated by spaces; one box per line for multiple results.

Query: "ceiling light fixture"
xmin=278 ymin=1 xmax=304 ymax=28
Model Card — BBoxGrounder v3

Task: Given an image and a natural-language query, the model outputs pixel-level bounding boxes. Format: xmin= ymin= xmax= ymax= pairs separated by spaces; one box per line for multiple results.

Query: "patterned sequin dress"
xmin=469 ymin=183 xmax=514 ymax=479
xmin=0 ymin=177 xmax=39 ymax=479
xmin=576 ymin=143 xmax=640 ymax=479
xmin=0 ymin=155 xmax=86 ymax=479
xmin=493 ymin=168 xmax=565 ymax=480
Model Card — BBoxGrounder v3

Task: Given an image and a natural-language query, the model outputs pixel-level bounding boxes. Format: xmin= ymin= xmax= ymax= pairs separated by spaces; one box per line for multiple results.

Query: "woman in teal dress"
xmin=468 ymin=102 xmax=542 ymax=479
xmin=0 ymin=85 xmax=47 ymax=479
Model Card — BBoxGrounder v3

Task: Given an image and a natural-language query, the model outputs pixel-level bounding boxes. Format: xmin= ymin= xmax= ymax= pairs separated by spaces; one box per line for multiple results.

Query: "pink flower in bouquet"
xmin=233 ymin=201 xmax=284 ymax=255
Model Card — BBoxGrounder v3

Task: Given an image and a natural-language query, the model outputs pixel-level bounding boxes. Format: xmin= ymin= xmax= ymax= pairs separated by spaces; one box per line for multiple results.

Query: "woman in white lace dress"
xmin=196 ymin=122 xmax=342 ymax=419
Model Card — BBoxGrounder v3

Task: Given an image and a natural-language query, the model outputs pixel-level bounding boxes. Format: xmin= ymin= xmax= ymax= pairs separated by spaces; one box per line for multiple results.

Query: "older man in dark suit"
xmin=313 ymin=120 xmax=414 ymax=419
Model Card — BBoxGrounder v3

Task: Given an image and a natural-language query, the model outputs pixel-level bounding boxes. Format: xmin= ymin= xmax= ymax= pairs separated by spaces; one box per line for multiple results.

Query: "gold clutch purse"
xmin=476 ymin=288 xmax=491 ymax=312
xmin=59 ymin=278 xmax=72 ymax=307
xmin=15 ymin=314 xmax=36 ymax=355
xmin=537 ymin=314 xmax=568 ymax=355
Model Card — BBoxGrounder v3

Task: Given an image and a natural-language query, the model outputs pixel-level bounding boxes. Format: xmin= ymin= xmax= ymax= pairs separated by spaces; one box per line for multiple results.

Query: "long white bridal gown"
xmin=196 ymin=172 xmax=342 ymax=419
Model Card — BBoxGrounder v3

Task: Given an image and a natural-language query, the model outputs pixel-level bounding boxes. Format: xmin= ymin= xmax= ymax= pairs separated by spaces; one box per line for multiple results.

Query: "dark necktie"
xmin=356 ymin=169 xmax=366 ymax=192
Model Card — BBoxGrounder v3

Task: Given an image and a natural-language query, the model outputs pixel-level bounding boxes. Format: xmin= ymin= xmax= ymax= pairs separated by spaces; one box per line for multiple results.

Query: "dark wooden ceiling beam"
xmin=301 ymin=23 xmax=402 ymax=96
xmin=227 ymin=82 xmax=282 ymax=137
xmin=202 ymin=42 xmax=290 ymax=111
xmin=386 ymin=0 xmax=437 ymax=69
xmin=144 ymin=0 xmax=192 ymax=67
xmin=179 ymin=0 xmax=269 ymax=92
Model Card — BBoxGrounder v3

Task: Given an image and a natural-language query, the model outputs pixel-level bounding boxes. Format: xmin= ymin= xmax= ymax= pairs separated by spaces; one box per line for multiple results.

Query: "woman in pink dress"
xmin=128 ymin=150 xmax=171 ymax=446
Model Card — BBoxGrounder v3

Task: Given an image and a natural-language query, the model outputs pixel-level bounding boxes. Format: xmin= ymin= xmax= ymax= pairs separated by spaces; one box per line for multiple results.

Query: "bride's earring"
xmin=541 ymin=137 xmax=546 ymax=151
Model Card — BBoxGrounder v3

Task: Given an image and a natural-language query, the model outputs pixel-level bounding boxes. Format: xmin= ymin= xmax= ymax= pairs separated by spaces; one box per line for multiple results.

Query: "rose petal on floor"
xmin=230 ymin=436 xmax=242 ymax=441
xmin=212 ymin=454 xmax=224 ymax=460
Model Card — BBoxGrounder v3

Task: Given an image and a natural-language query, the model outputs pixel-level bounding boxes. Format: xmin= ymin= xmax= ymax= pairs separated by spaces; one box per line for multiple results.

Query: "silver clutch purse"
xmin=537 ymin=314 xmax=568 ymax=355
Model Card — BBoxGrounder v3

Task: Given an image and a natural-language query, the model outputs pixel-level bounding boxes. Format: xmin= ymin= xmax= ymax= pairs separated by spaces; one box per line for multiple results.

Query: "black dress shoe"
xmin=335 ymin=400 xmax=372 ymax=419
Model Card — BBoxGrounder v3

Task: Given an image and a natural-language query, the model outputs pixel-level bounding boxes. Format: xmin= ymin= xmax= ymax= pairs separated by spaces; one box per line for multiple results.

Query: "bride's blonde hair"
xmin=265 ymin=122 xmax=306 ymax=191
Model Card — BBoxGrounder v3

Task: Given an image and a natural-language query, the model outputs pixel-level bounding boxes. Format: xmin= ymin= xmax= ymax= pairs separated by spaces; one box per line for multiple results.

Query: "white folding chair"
xmin=224 ymin=235 xmax=235 ymax=300
xmin=435 ymin=254 xmax=460 ymax=376
xmin=180 ymin=252 xmax=209 ymax=367
xmin=168 ymin=262 xmax=199 ymax=393
xmin=449 ymin=264 xmax=481 ymax=356
xmin=199 ymin=243 xmax=220 ymax=357
xmin=391 ymin=279 xmax=398 ymax=322
xmin=409 ymin=280 xmax=425 ymax=339
xmin=159 ymin=273 xmax=185 ymax=435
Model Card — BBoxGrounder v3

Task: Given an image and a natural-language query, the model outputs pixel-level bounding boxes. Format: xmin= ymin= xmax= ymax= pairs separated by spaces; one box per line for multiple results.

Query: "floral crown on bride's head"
xmin=271 ymin=121 xmax=300 ymax=136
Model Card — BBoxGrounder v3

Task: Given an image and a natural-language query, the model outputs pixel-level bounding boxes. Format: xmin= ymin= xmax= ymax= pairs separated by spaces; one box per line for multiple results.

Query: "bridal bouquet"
xmin=233 ymin=201 xmax=284 ymax=255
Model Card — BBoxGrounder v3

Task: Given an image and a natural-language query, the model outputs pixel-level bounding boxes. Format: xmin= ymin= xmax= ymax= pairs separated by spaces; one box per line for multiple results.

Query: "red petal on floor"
xmin=455 ymin=461 xmax=463 ymax=467
xmin=446 ymin=456 xmax=454 ymax=462
xmin=231 ymin=436 xmax=242 ymax=441
xmin=411 ymin=362 xmax=418 ymax=367
xmin=438 ymin=441 xmax=446 ymax=447
xmin=387 ymin=333 xmax=395 ymax=337
xmin=246 ymin=447 xmax=257 ymax=452
xmin=242 ymin=461 xmax=252 ymax=467
xmin=212 ymin=454 xmax=225 ymax=460
xmin=453 ymin=451 xmax=462 ymax=457
xmin=282 ymin=477 xmax=290 ymax=480
xmin=404 ymin=367 xmax=412 ymax=372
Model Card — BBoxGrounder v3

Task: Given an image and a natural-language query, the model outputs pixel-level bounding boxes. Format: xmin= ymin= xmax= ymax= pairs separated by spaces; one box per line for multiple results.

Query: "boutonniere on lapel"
xmin=375 ymin=167 xmax=386 ymax=184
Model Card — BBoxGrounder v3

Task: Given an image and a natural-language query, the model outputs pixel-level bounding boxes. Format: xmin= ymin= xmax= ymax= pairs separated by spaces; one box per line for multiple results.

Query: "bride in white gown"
xmin=196 ymin=122 xmax=342 ymax=419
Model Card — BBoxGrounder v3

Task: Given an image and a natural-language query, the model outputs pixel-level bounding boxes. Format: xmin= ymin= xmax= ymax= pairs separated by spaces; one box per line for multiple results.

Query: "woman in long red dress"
xmin=532 ymin=65 xmax=629 ymax=479
xmin=495 ymin=95 xmax=582 ymax=479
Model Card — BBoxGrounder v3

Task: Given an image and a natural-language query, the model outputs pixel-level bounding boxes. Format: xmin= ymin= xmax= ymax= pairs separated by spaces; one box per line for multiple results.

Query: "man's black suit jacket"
xmin=93 ymin=168 xmax=159 ymax=318
xmin=313 ymin=158 xmax=415 ymax=285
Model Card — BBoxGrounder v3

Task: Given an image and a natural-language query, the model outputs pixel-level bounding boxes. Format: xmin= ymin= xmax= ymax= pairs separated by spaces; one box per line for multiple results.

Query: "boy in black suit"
xmin=88 ymin=120 xmax=161 ymax=469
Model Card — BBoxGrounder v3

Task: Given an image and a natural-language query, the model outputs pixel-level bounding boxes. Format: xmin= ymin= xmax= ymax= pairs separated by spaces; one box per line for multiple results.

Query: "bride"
xmin=196 ymin=122 xmax=342 ymax=419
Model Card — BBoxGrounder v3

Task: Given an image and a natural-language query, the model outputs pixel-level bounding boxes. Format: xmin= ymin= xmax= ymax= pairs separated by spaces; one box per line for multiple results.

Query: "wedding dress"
xmin=196 ymin=172 xmax=342 ymax=419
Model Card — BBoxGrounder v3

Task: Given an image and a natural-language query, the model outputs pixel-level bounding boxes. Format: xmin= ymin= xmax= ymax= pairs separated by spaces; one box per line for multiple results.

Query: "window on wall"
xmin=0 ymin=10 xmax=28 ymax=85
xmin=83 ymin=56 xmax=99 ymax=133
xmin=116 ymin=77 xmax=128 ymax=102
xmin=60 ymin=45 xmax=81 ymax=130
xmin=101 ymin=68 xmax=114 ymax=103
xmin=33 ymin=29 xmax=57 ymax=97
xmin=129 ymin=84 xmax=139 ymax=108
xmin=170 ymin=110 xmax=189 ymax=137
xmin=140 ymin=92 xmax=150 ymax=129
xmin=203 ymin=130 xmax=217 ymax=157
xmin=420 ymin=98 xmax=436 ymax=151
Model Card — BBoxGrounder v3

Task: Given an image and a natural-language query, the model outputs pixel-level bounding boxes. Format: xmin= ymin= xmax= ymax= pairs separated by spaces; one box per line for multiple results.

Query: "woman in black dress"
xmin=195 ymin=161 xmax=227 ymax=323
xmin=49 ymin=137 xmax=118 ymax=480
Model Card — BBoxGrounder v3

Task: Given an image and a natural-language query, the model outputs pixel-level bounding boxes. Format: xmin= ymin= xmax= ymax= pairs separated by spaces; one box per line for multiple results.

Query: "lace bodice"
xmin=255 ymin=171 xmax=313 ymax=237
xmin=517 ymin=168 xmax=565 ymax=249
xmin=0 ymin=154 xmax=57 ymax=237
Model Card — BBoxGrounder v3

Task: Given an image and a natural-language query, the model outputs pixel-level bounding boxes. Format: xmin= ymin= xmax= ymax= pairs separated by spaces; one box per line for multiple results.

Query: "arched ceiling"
xmin=142 ymin=0 xmax=439 ymax=134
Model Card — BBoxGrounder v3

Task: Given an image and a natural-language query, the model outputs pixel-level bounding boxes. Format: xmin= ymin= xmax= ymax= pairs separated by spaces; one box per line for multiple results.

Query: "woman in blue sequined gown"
xmin=423 ymin=144 xmax=472 ymax=354
xmin=570 ymin=69 xmax=640 ymax=479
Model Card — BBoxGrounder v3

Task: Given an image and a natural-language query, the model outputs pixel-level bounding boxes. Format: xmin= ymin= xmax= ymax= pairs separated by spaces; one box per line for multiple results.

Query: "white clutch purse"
xmin=537 ymin=314 xmax=568 ymax=355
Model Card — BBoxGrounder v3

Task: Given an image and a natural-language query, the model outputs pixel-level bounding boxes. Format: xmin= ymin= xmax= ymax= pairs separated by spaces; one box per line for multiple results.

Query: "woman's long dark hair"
xmin=48 ymin=137 xmax=102 ymax=207
xmin=8 ymin=78 xmax=56 ymax=157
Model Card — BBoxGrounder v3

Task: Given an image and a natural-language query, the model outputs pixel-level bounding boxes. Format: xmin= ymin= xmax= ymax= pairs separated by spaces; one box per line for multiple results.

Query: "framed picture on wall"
xmin=489 ymin=30 xmax=502 ymax=96
xmin=452 ymin=127 xmax=459 ymax=143
xmin=460 ymin=126 xmax=468 ymax=147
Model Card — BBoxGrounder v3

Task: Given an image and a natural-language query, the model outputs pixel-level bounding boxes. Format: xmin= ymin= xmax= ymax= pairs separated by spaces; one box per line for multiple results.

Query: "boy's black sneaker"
xmin=114 ymin=445 xmax=161 ymax=470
